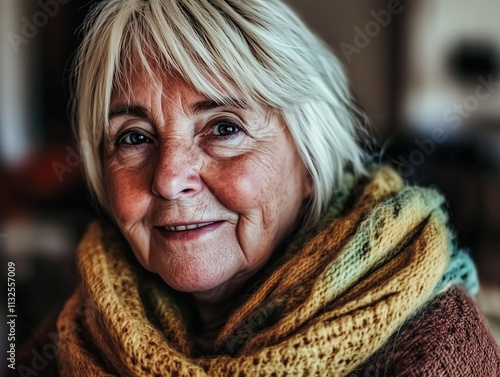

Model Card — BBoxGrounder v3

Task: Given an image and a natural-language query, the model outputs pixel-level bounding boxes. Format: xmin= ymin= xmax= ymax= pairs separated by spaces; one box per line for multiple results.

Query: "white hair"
xmin=72 ymin=0 xmax=368 ymax=228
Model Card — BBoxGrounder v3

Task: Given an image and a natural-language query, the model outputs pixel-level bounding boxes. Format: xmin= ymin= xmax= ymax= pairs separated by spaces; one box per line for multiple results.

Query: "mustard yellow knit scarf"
xmin=56 ymin=167 xmax=477 ymax=376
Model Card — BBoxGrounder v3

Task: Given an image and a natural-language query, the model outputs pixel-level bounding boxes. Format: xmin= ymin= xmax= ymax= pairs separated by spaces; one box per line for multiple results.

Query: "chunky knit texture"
xmin=56 ymin=167 xmax=481 ymax=376
xmin=349 ymin=287 xmax=500 ymax=376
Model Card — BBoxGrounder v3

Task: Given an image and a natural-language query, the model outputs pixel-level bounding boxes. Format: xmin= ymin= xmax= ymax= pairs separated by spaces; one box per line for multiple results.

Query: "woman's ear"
xmin=303 ymin=171 xmax=314 ymax=200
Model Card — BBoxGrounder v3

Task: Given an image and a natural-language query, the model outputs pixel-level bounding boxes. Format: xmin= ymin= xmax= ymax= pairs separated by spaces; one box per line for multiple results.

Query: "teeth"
xmin=165 ymin=222 xmax=214 ymax=232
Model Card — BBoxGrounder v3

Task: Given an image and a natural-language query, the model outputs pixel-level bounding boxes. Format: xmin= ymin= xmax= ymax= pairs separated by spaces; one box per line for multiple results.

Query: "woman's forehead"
xmin=111 ymin=45 xmax=263 ymax=109
xmin=112 ymin=59 xmax=179 ymax=100
xmin=110 ymin=63 xmax=265 ymax=119
xmin=112 ymin=70 xmax=190 ymax=104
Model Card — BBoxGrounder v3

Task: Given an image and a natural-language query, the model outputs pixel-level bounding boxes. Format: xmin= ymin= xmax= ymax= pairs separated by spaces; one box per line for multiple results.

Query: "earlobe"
xmin=303 ymin=172 xmax=314 ymax=199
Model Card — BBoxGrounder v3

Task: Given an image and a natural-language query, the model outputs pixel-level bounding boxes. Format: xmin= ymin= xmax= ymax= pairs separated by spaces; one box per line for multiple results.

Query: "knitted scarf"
xmin=56 ymin=167 xmax=477 ymax=376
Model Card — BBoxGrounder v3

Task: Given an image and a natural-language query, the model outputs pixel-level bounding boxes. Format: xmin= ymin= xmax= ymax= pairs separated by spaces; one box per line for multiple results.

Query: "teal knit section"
xmin=285 ymin=171 xmax=480 ymax=302
xmin=278 ymin=170 xmax=480 ymax=301
xmin=321 ymin=186 xmax=448 ymax=304
xmin=435 ymin=248 xmax=479 ymax=296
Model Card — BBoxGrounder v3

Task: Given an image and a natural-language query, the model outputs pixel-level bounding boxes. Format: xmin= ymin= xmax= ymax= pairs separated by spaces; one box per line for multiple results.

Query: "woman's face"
xmin=103 ymin=71 xmax=312 ymax=298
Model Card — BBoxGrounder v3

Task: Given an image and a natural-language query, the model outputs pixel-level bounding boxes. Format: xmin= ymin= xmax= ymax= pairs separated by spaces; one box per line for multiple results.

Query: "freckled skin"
xmin=103 ymin=71 xmax=313 ymax=310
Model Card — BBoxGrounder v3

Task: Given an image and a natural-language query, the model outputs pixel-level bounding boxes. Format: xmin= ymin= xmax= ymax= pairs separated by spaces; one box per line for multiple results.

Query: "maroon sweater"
xmin=7 ymin=287 xmax=500 ymax=376
xmin=349 ymin=287 xmax=500 ymax=376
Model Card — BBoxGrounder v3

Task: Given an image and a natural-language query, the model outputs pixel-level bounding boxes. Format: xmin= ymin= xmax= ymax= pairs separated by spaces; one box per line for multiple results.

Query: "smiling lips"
xmin=164 ymin=222 xmax=215 ymax=232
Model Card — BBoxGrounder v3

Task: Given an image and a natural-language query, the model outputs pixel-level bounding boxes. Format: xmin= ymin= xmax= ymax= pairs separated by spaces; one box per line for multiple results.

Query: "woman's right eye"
xmin=117 ymin=131 xmax=153 ymax=146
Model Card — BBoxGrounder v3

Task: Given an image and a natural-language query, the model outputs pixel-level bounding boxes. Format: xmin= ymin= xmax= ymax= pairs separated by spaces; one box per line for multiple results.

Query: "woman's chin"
xmin=156 ymin=263 xmax=236 ymax=295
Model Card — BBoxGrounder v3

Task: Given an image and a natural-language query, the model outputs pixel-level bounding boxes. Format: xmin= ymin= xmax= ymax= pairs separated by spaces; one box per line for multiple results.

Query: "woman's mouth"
xmin=164 ymin=222 xmax=215 ymax=232
xmin=157 ymin=221 xmax=224 ymax=241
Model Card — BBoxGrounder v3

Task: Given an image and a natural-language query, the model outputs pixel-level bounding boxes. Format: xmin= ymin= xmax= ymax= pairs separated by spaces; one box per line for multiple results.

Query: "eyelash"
xmin=116 ymin=130 xmax=154 ymax=147
xmin=115 ymin=119 xmax=245 ymax=147
xmin=207 ymin=119 xmax=244 ymax=140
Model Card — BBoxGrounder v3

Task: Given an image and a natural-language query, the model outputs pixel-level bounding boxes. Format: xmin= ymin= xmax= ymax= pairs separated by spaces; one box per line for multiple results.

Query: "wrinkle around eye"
xmin=104 ymin=132 xmax=157 ymax=168
xmin=106 ymin=146 xmax=156 ymax=171
xmin=211 ymin=122 xmax=242 ymax=137
xmin=108 ymin=115 xmax=156 ymax=142
xmin=118 ymin=130 xmax=155 ymax=146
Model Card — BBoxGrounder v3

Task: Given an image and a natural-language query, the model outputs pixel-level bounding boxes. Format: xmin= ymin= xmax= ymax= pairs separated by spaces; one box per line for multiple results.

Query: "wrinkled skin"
xmin=103 ymin=70 xmax=312 ymax=342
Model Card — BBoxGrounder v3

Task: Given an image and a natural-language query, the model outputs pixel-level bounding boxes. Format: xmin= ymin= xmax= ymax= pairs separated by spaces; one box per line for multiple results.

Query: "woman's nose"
xmin=151 ymin=141 xmax=203 ymax=200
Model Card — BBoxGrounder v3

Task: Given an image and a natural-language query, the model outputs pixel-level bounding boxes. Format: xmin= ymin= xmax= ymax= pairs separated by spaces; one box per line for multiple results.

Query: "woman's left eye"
xmin=117 ymin=131 xmax=153 ymax=146
xmin=212 ymin=121 xmax=242 ymax=137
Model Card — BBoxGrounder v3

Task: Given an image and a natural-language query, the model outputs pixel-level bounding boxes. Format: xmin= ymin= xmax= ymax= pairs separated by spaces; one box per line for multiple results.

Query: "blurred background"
xmin=1 ymin=0 xmax=499 ymax=363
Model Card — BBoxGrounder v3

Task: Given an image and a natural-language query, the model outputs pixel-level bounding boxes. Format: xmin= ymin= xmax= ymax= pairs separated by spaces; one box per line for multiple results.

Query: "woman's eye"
xmin=212 ymin=121 xmax=241 ymax=137
xmin=117 ymin=131 xmax=152 ymax=146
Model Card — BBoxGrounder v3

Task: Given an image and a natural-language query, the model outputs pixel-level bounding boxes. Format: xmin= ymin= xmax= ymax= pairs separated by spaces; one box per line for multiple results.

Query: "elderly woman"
xmin=49 ymin=0 xmax=500 ymax=376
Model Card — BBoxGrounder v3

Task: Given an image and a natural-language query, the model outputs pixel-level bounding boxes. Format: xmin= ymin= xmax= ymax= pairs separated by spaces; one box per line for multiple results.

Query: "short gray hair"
xmin=72 ymin=0 xmax=368 ymax=228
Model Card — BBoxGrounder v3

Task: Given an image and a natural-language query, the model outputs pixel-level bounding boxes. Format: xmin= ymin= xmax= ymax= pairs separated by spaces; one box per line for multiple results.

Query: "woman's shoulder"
xmin=350 ymin=286 xmax=500 ymax=377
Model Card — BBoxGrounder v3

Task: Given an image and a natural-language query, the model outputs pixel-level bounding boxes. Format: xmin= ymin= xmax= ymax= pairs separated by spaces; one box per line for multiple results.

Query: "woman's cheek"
xmin=206 ymin=154 xmax=271 ymax=213
xmin=105 ymin=162 xmax=153 ymax=225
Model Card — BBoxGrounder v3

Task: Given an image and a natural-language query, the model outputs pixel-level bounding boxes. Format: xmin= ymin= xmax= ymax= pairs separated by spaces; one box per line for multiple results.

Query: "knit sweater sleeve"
xmin=349 ymin=286 xmax=500 ymax=377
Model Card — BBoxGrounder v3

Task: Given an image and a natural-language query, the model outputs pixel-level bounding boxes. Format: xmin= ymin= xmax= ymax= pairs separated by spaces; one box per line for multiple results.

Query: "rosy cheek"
xmin=106 ymin=166 xmax=152 ymax=225
xmin=206 ymin=154 xmax=266 ymax=212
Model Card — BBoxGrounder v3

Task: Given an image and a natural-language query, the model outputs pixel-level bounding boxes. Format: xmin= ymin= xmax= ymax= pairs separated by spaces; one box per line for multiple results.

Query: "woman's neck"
xmin=189 ymin=274 xmax=256 ymax=353
xmin=189 ymin=290 xmax=242 ymax=353
xmin=188 ymin=245 xmax=288 ymax=353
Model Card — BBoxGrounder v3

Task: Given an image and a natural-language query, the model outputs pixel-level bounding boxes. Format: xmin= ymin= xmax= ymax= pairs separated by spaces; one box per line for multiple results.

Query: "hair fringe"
xmin=72 ymin=0 xmax=370 ymax=227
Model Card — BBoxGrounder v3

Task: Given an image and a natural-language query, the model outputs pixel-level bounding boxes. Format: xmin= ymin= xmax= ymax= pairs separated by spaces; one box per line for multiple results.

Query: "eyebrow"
xmin=108 ymin=104 xmax=152 ymax=120
xmin=191 ymin=99 xmax=248 ymax=115
xmin=108 ymin=99 xmax=248 ymax=120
